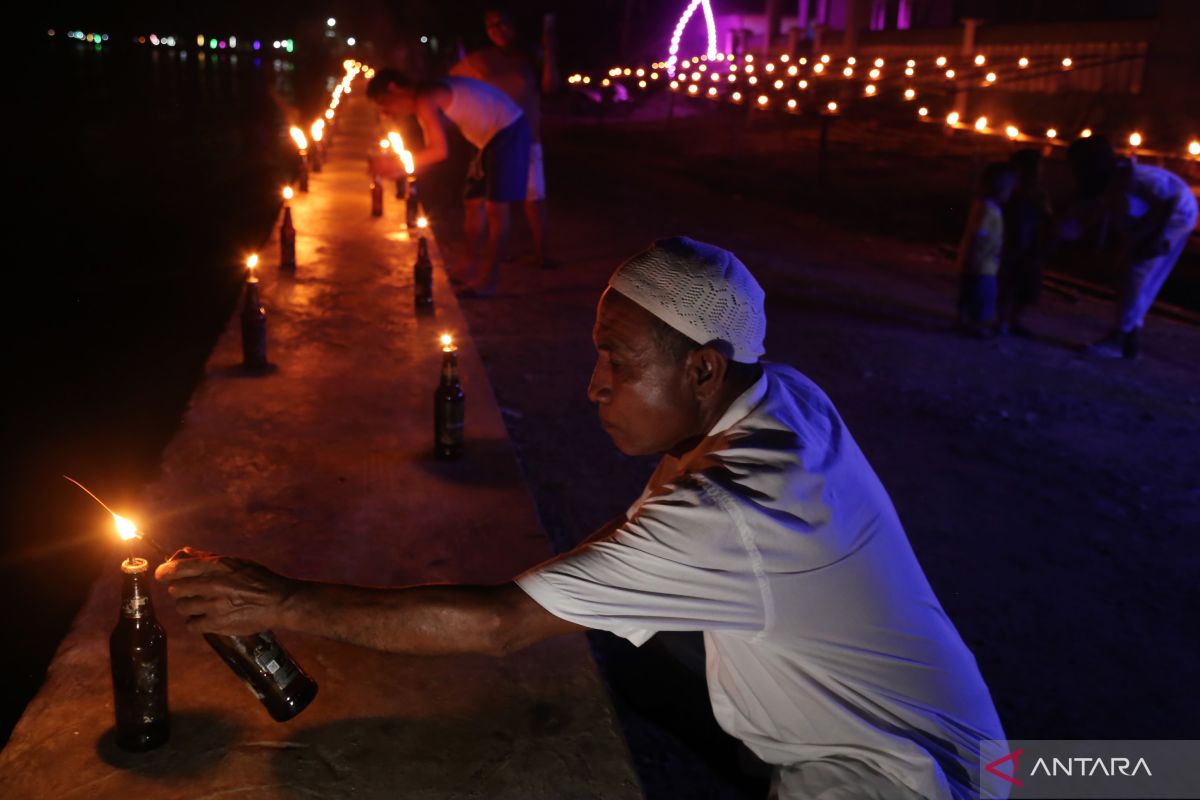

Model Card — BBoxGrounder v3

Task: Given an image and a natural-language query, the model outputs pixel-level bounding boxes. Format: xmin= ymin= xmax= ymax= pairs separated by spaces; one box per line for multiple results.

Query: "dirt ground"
xmin=444 ymin=112 xmax=1200 ymax=797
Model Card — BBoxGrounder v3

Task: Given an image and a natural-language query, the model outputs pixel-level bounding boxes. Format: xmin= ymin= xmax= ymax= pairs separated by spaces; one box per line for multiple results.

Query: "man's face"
xmin=485 ymin=11 xmax=518 ymax=49
xmin=373 ymin=86 xmax=415 ymax=119
xmin=588 ymin=289 xmax=700 ymax=457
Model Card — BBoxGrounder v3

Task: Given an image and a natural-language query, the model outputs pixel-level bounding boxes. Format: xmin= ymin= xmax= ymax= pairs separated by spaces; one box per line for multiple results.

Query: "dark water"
xmin=1 ymin=38 xmax=330 ymax=743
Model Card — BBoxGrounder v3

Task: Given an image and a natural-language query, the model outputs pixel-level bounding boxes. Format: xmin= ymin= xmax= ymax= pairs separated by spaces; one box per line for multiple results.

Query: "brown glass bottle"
xmin=110 ymin=557 xmax=169 ymax=751
xmin=414 ymin=237 xmax=434 ymax=309
xmin=280 ymin=206 xmax=296 ymax=271
xmin=241 ymin=279 xmax=268 ymax=370
xmin=370 ymin=175 xmax=384 ymax=217
xmin=434 ymin=344 xmax=465 ymax=459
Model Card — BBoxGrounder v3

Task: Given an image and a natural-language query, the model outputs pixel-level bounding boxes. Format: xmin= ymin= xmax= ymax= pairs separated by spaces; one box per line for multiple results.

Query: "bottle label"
xmin=251 ymin=634 xmax=299 ymax=691
xmin=122 ymin=595 xmax=148 ymax=619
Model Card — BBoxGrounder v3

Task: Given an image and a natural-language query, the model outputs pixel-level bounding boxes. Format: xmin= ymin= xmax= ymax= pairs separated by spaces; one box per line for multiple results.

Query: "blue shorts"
xmin=464 ymin=116 xmax=531 ymax=203
xmin=958 ymin=273 xmax=997 ymax=322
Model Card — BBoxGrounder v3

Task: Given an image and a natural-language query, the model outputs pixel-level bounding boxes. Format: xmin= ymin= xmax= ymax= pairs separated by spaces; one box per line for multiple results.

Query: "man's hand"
xmin=155 ymin=548 xmax=299 ymax=636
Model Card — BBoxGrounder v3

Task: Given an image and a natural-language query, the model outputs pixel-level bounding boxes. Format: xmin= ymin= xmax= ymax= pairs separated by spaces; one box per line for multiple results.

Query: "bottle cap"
xmin=121 ymin=557 xmax=149 ymax=574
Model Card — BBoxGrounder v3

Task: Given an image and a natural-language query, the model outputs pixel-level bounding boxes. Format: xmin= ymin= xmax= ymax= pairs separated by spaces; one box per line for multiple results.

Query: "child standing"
xmin=956 ymin=162 xmax=1017 ymax=337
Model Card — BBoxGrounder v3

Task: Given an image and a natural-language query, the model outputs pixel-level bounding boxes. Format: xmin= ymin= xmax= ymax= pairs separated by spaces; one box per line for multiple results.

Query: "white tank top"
xmin=442 ymin=76 xmax=523 ymax=149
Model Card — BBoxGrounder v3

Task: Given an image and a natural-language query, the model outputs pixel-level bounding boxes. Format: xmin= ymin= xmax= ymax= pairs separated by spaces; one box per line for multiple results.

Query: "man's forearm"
xmin=280 ymin=582 xmax=511 ymax=656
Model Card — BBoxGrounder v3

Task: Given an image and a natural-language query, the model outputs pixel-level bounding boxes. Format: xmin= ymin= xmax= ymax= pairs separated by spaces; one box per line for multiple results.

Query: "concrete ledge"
xmin=0 ymin=96 xmax=641 ymax=799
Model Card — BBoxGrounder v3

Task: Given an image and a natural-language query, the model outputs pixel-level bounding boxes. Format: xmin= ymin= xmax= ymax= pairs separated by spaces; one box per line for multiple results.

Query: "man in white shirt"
xmin=158 ymin=237 xmax=1007 ymax=799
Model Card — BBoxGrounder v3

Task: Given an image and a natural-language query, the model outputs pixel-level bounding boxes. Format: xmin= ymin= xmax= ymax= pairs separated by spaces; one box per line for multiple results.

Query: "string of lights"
xmin=570 ymin=50 xmax=1200 ymax=162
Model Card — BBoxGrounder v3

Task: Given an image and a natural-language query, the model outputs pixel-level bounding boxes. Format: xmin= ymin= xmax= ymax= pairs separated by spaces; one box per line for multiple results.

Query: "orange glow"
xmin=440 ymin=334 xmax=455 ymax=351
xmin=1046 ymin=128 xmax=1058 ymax=139
xmin=400 ymin=149 xmax=415 ymax=175
xmin=904 ymin=88 xmax=916 ymax=100
xmin=113 ymin=513 xmax=140 ymax=541
xmin=417 ymin=216 xmax=429 ymax=229
xmin=946 ymin=111 xmax=960 ymax=125
xmin=310 ymin=120 xmax=325 ymax=142
xmin=826 ymin=101 xmax=838 ymax=113
xmin=1018 ymin=57 xmax=1029 ymax=68
xmin=945 ymin=69 xmax=956 ymax=79
xmin=1005 ymin=125 xmax=1020 ymax=139
xmin=974 ymin=54 xmax=986 ymax=66
xmin=974 ymin=116 xmax=988 ymax=131
xmin=289 ymin=127 xmax=308 ymax=151
xmin=819 ymin=54 xmax=830 ymax=63
xmin=918 ymin=106 xmax=929 ymax=117
xmin=935 ymin=56 xmax=947 ymax=67
xmin=246 ymin=254 xmax=259 ymax=272
xmin=1081 ymin=128 xmax=1093 ymax=138
xmin=731 ymin=91 xmax=742 ymax=102
xmin=325 ymin=109 xmax=335 ymax=120
xmin=1061 ymin=57 xmax=1073 ymax=68
xmin=282 ymin=186 xmax=294 ymax=201
xmin=756 ymin=94 xmax=768 ymax=106
xmin=864 ymin=84 xmax=877 ymax=95
xmin=380 ymin=138 xmax=391 ymax=151
xmin=1189 ymin=140 xmax=1200 ymax=157
xmin=813 ymin=63 xmax=825 ymax=74
xmin=985 ymin=72 xmax=996 ymax=83
xmin=1128 ymin=131 xmax=1143 ymax=148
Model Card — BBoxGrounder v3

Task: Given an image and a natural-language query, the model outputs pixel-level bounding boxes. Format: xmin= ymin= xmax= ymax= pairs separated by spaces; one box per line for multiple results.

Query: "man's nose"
xmin=587 ymin=363 xmax=609 ymax=404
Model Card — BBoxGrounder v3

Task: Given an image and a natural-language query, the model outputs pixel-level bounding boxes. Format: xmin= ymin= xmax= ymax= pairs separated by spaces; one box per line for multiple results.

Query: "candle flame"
xmin=246 ymin=254 xmax=259 ymax=271
xmin=387 ymin=131 xmax=404 ymax=152
xmin=311 ymin=119 xmax=324 ymax=141
xmin=440 ymin=334 xmax=454 ymax=349
xmin=289 ymin=127 xmax=308 ymax=151
xmin=283 ymin=185 xmax=294 ymax=201
xmin=417 ymin=216 xmax=429 ymax=229
xmin=400 ymin=149 xmax=415 ymax=175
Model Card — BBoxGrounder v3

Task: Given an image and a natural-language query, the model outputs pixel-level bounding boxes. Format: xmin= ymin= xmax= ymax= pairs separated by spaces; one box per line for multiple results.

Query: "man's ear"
xmin=687 ymin=346 xmax=729 ymax=399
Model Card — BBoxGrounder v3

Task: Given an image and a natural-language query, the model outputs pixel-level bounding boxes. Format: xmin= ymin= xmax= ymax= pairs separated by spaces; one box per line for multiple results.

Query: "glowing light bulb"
xmin=826 ymin=101 xmax=838 ymax=113
xmin=985 ymin=72 xmax=996 ymax=83
xmin=843 ymin=66 xmax=854 ymax=77
xmin=788 ymin=65 xmax=798 ymax=76
xmin=773 ymin=79 xmax=784 ymax=89
xmin=748 ymin=76 xmax=758 ymax=85
xmin=813 ymin=63 xmax=825 ymax=74
xmin=904 ymin=88 xmax=915 ymax=100
xmin=945 ymin=69 xmax=956 ymax=79
xmin=1128 ymin=131 xmax=1142 ymax=148
xmin=757 ymin=94 xmax=768 ymax=106
xmin=688 ymin=83 xmax=699 ymax=94
xmin=1005 ymin=125 xmax=1019 ymax=139
xmin=731 ymin=91 xmax=742 ymax=102
xmin=780 ymin=54 xmax=790 ymax=62
xmin=787 ymin=98 xmax=797 ymax=109
xmin=936 ymin=56 xmax=947 ymax=67
xmin=869 ymin=68 xmax=880 ymax=79
xmin=798 ymin=80 xmax=808 ymax=89
xmin=1061 ymin=57 xmax=1072 ymax=68
xmin=847 ymin=56 xmax=857 ymax=66
xmin=874 ymin=57 xmax=884 ymax=67
xmin=974 ymin=54 xmax=986 ymax=66
xmin=906 ymin=59 xmax=916 ymax=67
xmin=765 ymin=63 xmax=775 ymax=73
xmin=1018 ymin=56 xmax=1029 ymax=68
xmin=706 ymin=86 xmax=716 ymax=96
xmin=1081 ymin=128 xmax=1093 ymax=138
xmin=974 ymin=116 xmax=988 ymax=131
xmin=864 ymin=83 xmax=876 ymax=95
xmin=947 ymin=111 xmax=960 ymax=125
xmin=1189 ymin=140 xmax=1200 ymax=157
xmin=1046 ymin=128 xmax=1058 ymax=139
xmin=918 ymin=106 xmax=929 ymax=117
xmin=820 ymin=54 xmax=830 ymax=63
xmin=905 ymin=67 xmax=914 ymax=76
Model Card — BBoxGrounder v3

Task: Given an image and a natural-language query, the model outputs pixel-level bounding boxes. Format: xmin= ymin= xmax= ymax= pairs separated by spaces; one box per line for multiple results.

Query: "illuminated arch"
xmin=665 ymin=0 xmax=717 ymax=76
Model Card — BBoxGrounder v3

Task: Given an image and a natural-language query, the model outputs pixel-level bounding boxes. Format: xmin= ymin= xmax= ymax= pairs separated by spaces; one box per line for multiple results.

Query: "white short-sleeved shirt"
xmin=517 ymin=364 xmax=1008 ymax=800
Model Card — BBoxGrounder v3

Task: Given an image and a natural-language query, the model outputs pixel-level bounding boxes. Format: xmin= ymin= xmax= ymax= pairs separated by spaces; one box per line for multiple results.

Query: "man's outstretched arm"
xmin=155 ymin=552 xmax=584 ymax=657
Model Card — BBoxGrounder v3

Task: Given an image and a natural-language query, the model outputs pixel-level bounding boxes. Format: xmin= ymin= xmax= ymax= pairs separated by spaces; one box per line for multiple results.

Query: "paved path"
xmin=0 ymin=96 xmax=640 ymax=800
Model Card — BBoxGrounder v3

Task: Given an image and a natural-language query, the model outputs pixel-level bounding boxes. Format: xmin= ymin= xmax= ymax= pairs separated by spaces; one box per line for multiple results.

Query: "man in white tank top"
xmin=368 ymin=70 xmax=530 ymax=296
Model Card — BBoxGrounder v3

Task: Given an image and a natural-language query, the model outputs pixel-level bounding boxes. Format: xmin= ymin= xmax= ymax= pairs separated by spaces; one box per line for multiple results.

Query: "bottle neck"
xmin=440 ymin=349 xmax=459 ymax=386
xmin=119 ymin=561 xmax=155 ymax=621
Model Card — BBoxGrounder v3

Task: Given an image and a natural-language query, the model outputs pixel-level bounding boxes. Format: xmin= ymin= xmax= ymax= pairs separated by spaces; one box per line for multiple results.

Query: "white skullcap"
xmin=609 ymin=237 xmax=766 ymax=363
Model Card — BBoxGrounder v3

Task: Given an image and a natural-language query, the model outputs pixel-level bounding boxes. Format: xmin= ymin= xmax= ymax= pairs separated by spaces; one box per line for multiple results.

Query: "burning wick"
xmin=417 ymin=216 xmax=429 ymax=230
xmin=282 ymin=185 xmax=294 ymax=203
xmin=440 ymin=333 xmax=455 ymax=353
xmin=246 ymin=253 xmax=260 ymax=282
xmin=63 ymin=476 xmax=171 ymax=558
